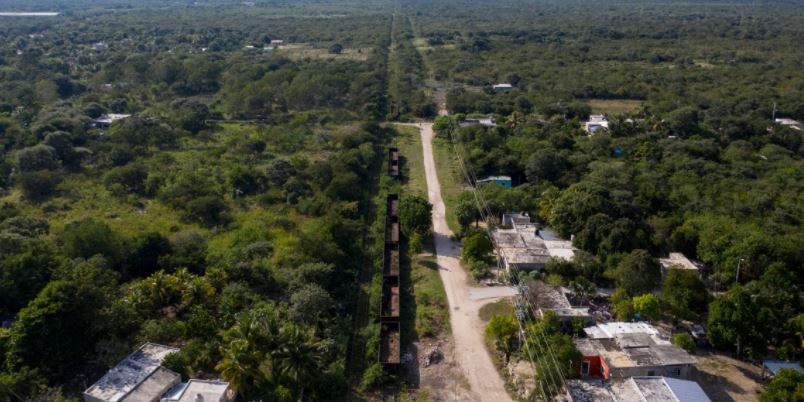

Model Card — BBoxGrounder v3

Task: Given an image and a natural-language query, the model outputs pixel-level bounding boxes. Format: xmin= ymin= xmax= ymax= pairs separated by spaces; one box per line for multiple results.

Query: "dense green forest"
xmin=0 ymin=0 xmax=802 ymax=400
xmin=422 ymin=0 xmax=803 ymax=369
xmin=0 ymin=2 xmax=397 ymax=400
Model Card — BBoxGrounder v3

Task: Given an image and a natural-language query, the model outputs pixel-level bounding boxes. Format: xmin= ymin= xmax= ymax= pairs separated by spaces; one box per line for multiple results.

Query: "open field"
xmin=587 ymin=99 xmax=645 ymax=115
xmin=690 ymin=352 xmax=764 ymax=402
xmin=277 ymin=44 xmax=372 ymax=61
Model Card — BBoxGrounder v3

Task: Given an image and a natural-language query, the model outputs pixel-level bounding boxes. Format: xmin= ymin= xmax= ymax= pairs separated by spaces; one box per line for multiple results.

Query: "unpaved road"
xmin=418 ymin=122 xmax=514 ymax=402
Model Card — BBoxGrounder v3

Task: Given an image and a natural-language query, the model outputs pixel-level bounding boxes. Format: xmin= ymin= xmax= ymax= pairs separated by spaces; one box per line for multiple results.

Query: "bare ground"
xmin=689 ymin=351 xmax=764 ymax=402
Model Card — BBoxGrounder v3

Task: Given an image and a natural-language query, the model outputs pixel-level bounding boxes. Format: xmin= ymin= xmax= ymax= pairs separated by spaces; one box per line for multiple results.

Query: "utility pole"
xmin=735 ymin=257 xmax=745 ymax=284
xmin=772 ymin=102 xmax=777 ymax=121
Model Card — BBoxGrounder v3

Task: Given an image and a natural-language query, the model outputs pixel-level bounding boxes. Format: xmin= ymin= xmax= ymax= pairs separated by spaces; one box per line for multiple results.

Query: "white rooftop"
xmin=84 ymin=343 xmax=180 ymax=402
xmin=584 ymin=322 xmax=661 ymax=340
xmin=94 ymin=114 xmax=131 ymax=124
xmin=478 ymin=175 xmax=511 ymax=182
xmin=584 ymin=115 xmax=609 ymax=134
xmin=775 ymin=118 xmax=802 ymax=131
xmin=659 ymin=252 xmax=699 ymax=271
xmin=493 ymin=83 xmax=512 ymax=89
xmin=161 ymin=380 xmax=231 ymax=402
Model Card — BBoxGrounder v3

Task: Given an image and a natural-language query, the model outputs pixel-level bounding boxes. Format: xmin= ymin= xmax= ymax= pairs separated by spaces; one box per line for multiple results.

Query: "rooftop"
xmin=763 ymin=360 xmax=804 ymax=376
xmin=569 ymin=377 xmax=710 ymax=402
xmin=161 ymin=379 xmax=232 ymax=402
xmin=579 ymin=323 xmax=695 ymax=369
xmin=494 ymin=213 xmax=576 ymax=266
xmin=94 ymin=113 xmax=132 ymax=124
xmin=775 ymin=118 xmax=802 ymax=130
xmin=84 ymin=343 xmax=180 ymax=402
xmin=659 ymin=252 xmax=700 ymax=271
xmin=478 ymin=175 xmax=512 ymax=182
xmin=493 ymin=83 xmax=513 ymax=89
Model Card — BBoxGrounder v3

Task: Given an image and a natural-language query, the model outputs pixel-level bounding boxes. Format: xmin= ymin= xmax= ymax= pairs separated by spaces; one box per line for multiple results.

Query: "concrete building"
xmin=477 ymin=175 xmax=512 ymax=188
xmin=161 ymin=380 xmax=235 ymax=402
xmin=775 ymin=118 xmax=802 ymax=131
xmin=527 ymin=281 xmax=594 ymax=330
xmin=460 ymin=116 xmax=497 ymax=128
xmin=567 ymin=376 xmax=711 ymax=402
xmin=584 ymin=115 xmax=609 ymax=134
xmin=83 ymin=343 xmax=181 ymax=402
xmin=659 ymin=252 xmax=701 ymax=276
xmin=493 ymin=213 xmax=576 ymax=272
xmin=492 ymin=83 xmax=513 ymax=93
xmin=575 ymin=322 xmax=696 ymax=380
xmin=93 ymin=113 xmax=131 ymax=130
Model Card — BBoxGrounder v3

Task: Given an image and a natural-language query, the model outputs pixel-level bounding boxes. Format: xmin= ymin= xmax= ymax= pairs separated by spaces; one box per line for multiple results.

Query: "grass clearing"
xmin=277 ymin=44 xmax=371 ymax=61
xmin=479 ymin=299 xmax=514 ymax=322
xmin=392 ymin=124 xmax=427 ymax=197
xmin=411 ymin=255 xmax=449 ymax=337
xmin=432 ymin=136 xmax=465 ymax=232
xmin=587 ymin=98 xmax=644 ymax=114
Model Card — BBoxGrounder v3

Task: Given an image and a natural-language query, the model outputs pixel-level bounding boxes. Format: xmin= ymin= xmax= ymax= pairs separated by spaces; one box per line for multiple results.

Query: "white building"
xmin=775 ymin=118 xmax=802 ymax=131
xmin=83 ymin=343 xmax=181 ymax=402
xmin=492 ymin=83 xmax=513 ymax=93
xmin=584 ymin=115 xmax=609 ymax=134
xmin=93 ymin=113 xmax=131 ymax=130
xmin=92 ymin=42 xmax=109 ymax=51
xmin=659 ymin=252 xmax=701 ymax=275
xmin=161 ymin=379 xmax=235 ymax=402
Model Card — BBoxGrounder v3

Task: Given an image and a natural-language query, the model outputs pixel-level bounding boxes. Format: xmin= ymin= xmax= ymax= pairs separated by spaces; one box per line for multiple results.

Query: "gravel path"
xmin=418 ymin=122 xmax=514 ymax=402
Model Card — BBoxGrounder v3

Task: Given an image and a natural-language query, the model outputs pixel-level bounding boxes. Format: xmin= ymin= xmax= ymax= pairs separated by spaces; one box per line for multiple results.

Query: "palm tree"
xmin=272 ymin=325 xmax=325 ymax=401
xmin=216 ymin=339 xmax=261 ymax=398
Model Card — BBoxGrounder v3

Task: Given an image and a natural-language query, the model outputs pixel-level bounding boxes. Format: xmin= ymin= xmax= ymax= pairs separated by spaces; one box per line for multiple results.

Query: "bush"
xmin=409 ymin=232 xmax=423 ymax=254
xmin=673 ymin=332 xmax=697 ymax=354
xmin=18 ymin=170 xmax=61 ymax=200
xmin=468 ymin=258 xmax=491 ymax=280
xmin=462 ymin=231 xmax=493 ymax=262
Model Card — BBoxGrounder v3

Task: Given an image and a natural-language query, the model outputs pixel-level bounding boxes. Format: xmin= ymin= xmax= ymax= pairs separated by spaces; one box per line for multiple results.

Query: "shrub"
xmin=673 ymin=332 xmax=697 ymax=354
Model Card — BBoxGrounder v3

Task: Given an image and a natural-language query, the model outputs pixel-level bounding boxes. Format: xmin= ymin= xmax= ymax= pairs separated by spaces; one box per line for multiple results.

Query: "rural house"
xmin=575 ymin=322 xmax=696 ymax=380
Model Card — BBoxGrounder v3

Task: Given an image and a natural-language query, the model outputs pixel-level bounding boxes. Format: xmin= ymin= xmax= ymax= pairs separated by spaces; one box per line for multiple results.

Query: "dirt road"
xmin=418 ymin=122 xmax=514 ymax=402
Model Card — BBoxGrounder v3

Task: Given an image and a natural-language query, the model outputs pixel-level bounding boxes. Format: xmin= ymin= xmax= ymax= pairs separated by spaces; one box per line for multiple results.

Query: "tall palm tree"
xmin=272 ymin=325 xmax=325 ymax=401
xmin=216 ymin=339 xmax=261 ymax=398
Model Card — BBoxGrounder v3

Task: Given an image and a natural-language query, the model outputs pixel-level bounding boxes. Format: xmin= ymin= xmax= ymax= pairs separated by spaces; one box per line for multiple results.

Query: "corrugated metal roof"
xmin=663 ymin=377 xmax=712 ymax=402
xmin=763 ymin=360 xmax=804 ymax=375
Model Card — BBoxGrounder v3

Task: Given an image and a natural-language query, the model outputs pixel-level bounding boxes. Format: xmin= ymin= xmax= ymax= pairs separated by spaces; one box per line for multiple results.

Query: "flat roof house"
xmin=575 ymin=322 xmax=696 ymax=380
xmin=460 ymin=116 xmax=497 ymax=128
xmin=477 ymin=175 xmax=512 ymax=188
xmin=584 ymin=115 xmax=609 ymax=135
xmin=493 ymin=212 xmax=576 ymax=272
xmin=93 ymin=113 xmax=131 ymax=130
xmin=161 ymin=379 xmax=235 ymax=402
xmin=83 ymin=343 xmax=181 ymax=402
xmin=568 ymin=376 xmax=711 ymax=402
xmin=775 ymin=118 xmax=802 ymax=131
xmin=528 ymin=281 xmax=595 ymax=329
xmin=492 ymin=83 xmax=513 ymax=93
xmin=659 ymin=252 xmax=701 ymax=276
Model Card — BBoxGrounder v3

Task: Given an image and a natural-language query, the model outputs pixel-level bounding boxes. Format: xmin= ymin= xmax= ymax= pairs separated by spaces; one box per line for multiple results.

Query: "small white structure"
xmin=93 ymin=113 xmax=131 ymax=130
xmin=584 ymin=115 xmax=609 ymax=134
xmin=775 ymin=118 xmax=802 ymax=131
xmin=92 ymin=42 xmax=109 ymax=51
xmin=242 ymin=45 xmax=256 ymax=51
xmin=270 ymin=39 xmax=284 ymax=47
xmin=83 ymin=343 xmax=180 ymax=402
xmin=659 ymin=252 xmax=701 ymax=275
xmin=460 ymin=116 xmax=497 ymax=128
xmin=492 ymin=83 xmax=513 ymax=93
xmin=161 ymin=379 xmax=234 ymax=402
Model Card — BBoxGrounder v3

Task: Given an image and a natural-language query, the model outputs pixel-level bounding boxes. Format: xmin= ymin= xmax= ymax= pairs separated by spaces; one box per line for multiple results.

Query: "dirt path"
xmin=418 ymin=122 xmax=514 ymax=402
